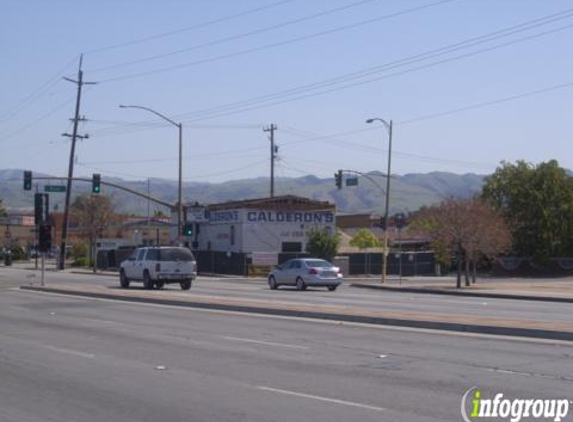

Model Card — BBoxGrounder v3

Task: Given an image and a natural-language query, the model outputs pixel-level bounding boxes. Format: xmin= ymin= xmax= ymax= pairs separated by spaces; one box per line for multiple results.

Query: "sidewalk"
xmin=350 ymin=276 xmax=573 ymax=303
xmin=20 ymin=282 xmax=573 ymax=342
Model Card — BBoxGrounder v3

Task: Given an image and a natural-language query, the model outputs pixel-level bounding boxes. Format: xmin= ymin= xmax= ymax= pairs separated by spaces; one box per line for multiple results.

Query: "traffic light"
xmin=334 ymin=170 xmax=343 ymax=189
xmin=34 ymin=193 xmax=48 ymax=225
xmin=380 ymin=215 xmax=387 ymax=230
xmin=395 ymin=212 xmax=406 ymax=229
xmin=23 ymin=171 xmax=32 ymax=190
xmin=92 ymin=173 xmax=101 ymax=194
xmin=182 ymin=223 xmax=193 ymax=237
xmin=38 ymin=224 xmax=52 ymax=252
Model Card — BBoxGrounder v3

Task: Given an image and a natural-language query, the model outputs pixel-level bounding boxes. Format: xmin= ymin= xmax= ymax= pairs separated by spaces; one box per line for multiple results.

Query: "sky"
xmin=1 ymin=0 xmax=572 ymax=184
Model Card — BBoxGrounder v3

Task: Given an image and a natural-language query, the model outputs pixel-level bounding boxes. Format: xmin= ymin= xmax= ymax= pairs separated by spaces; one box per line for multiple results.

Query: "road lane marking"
xmin=222 ymin=336 xmax=308 ymax=349
xmin=479 ymin=367 xmax=573 ymax=382
xmin=44 ymin=345 xmax=95 ymax=359
xmin=16 ymin=289 xmax=573 ymax=346
xmin=256 ymin=386 xmax=386 ymax=412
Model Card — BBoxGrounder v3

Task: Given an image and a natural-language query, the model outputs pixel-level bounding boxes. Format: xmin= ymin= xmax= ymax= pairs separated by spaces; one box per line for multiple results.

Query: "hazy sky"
xmin=2 ymin=0 xmax=572 ymax=184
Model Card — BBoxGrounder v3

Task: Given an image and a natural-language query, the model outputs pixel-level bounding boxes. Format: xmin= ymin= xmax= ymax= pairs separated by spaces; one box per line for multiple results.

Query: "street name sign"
xmin=44 ymin=185 xmax=66 ymax=193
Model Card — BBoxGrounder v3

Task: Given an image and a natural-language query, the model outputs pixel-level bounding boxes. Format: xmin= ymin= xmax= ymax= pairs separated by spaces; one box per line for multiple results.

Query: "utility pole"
xmin=34 ymin=182 xmax=39 ymax=270
xmin=59 ymin=55 xmax=97 ymax=270
xmin=263 ymin=124 xmax=278 ymax=198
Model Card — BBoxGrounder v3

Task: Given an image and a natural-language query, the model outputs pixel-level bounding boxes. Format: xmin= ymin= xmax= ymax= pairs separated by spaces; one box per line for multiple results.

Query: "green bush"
xmin=71 ymin=256 xmax=89 ymax=267
xmin=71 ymin=242 xmax=88 ymax=260
xmin=11 ymin=247 xmax=26 ymax=261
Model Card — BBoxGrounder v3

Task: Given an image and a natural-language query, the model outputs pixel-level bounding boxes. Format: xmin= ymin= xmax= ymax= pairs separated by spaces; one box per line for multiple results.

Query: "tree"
xmin=305 ymin=229 xmax=340 ymax=261
xmin=412 ymin=197 xmax=511 ymax=288
xmin=349 ymin=228 xmax=381 ymax=250
xmin=482 ymin=160 xmax=573 ymax=262
xmin=71 ymin=194 xmax=117 ymax=268
xmin=0 ymin=199 xmax=7 ymax=217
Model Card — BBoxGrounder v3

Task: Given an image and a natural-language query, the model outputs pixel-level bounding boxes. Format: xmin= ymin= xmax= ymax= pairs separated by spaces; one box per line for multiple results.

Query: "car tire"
xmin=180 ymin=280 xmax=192 ymax=290
xmin=119 ymin=270 xmax=130 ymax=289
xmin=143 ymin=271 xmax=154 ymax=290
xmin=296 ymin=277 xmax=306 ymax=291
xmin=268 ymin=276 xmax=278 ymax=290
xmin=155 ymin=281 xmax=165 ymax=290
xmin=327 ymin=285 xmax=338 ymax=292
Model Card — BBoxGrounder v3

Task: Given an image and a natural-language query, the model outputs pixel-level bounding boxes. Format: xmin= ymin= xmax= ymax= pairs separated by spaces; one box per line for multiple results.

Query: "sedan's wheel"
xmin=296 ymin=277 xmax=306 ymax=291
xmin=180 ymin=280 xmax=192 ymax=290
xmin=143 ymin=271 xmax=154 ymax=290
xmin=327 ymin=285 xmax=338 ymax=292
xmin=268 ymin=276 xmax=278 ymax=290
xmin=155 ymin=281 xmax=165 ymax=290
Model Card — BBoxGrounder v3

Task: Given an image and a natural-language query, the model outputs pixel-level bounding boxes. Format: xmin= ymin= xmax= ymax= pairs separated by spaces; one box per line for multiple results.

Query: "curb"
xmin=20 ymin=286 xmax=573 ymax=342
xmin=350 ymin=283 xmax=573 ymax=304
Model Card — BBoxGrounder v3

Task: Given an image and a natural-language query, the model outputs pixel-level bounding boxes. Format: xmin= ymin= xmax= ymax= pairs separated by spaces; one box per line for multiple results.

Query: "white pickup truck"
xmin=119 ymin=246 xmax=197 ymax=290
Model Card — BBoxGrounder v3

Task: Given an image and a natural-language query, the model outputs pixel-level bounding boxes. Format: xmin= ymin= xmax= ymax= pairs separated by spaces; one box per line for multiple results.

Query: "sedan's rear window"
xmin=159 ymin=248 xmax=195 ymax=262
xmin=305 ymin=260 xmax=332 ymax=268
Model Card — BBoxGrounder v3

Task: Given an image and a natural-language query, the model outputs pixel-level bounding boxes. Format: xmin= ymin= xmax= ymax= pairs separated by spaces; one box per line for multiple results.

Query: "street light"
xmin=366 ymin=117 xmax=393 ymax=284
xmin=119 ymin=104 xmax=184 ymax=240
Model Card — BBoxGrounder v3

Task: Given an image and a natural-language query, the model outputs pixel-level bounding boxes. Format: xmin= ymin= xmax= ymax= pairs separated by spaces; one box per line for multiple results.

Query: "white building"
xmin=188 ymin=196 xmax=336 ymax=255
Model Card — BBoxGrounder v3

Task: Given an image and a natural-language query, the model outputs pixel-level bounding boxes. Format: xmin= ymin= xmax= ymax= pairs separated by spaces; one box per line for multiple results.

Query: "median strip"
xmin=19 ymin=285 xmax=573 ymax=342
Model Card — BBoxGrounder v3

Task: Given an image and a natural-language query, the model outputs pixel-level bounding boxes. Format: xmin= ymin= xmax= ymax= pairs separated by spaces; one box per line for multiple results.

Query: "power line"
xmin=145 ymin=8 xmax=573 ymax=123
xmin=96 ymin=0 xmax=457 ymax=83
xmin=83 ymin=0 xmax=300 ymax=54
xmin=279 ymin=126 xmax=495 ymax=169
xmin=87 ymin=120 xmax=262 ymax=138
xmin=0 ymin=94 xmax=77 ymax=143
xmin=79 ymin=158 xmax=269 ymax=181
xmin=397 ymin=81 xmax=573 ymax=125
xmin=90 ymin=0 xmax=383 ymax=73
xmin=0 ymin=55 xmax=79 ymax=125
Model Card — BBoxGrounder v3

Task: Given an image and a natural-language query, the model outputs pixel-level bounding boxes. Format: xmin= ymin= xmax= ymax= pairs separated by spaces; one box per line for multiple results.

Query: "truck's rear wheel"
xmin=143 ymin=271 xmax=154 ymax=290
xmin=180 ymin=280 xmax=192 ymax=290
xmin=119 ymin=270 xmax=130 ymax=288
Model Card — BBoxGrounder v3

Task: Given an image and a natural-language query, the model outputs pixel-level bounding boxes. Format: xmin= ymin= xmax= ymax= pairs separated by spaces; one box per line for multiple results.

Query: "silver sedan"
xmin=268 ymin=258 xmax=343 ymax=291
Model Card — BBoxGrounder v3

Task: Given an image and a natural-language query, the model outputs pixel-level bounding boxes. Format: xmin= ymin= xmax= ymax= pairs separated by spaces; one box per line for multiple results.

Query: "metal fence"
xmin=340 ymin=252 xmax=435 ymax=276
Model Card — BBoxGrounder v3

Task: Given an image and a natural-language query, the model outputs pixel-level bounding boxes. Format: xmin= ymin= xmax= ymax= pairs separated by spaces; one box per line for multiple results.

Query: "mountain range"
xmin=0 ymin=169 xmax=486 ymax=215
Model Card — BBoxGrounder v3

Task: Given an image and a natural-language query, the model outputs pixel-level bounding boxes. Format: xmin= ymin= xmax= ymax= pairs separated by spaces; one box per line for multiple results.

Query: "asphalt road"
xmin=0 ymin=277 xmax=572 ymax=421
xmin=3 ymin=265 xmax=573 ymax=326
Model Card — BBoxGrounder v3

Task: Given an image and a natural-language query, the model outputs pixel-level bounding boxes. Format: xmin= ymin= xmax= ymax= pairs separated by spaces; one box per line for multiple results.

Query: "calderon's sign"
xmin=247 ymin=210 xmax=334 ymax=224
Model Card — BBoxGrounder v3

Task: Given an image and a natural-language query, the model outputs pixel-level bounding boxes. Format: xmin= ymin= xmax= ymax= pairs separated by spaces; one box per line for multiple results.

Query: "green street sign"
xmin=44 ymin=185 xmax=66 ymax=193
xmin=346 ymin=177 xmax=359 ymax=187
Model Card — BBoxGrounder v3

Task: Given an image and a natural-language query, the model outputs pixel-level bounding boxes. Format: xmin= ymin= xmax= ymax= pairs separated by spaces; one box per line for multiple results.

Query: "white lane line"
xmin=222 ymin=336 xmax=308 ymax=350
xmin=44 ymin=345 xmax=95 ymax=359
xmin=479 ymin=367 xmax=573 ymax=382
xmin=83 ymin=317 xmax=123 ymax=325
xmin=256 ymin=386 xmax=386 ymax=412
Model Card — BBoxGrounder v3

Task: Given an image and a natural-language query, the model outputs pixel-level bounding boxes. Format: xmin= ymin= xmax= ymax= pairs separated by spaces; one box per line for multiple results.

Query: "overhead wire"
xmin=138 ymin=8 xmax=573 ymax=123
xmin=83 ymin=0 xmax=300 ymax=54
xmin=96 ymin=0 xmax=457 ymax=83
xmin=0 ymin=55 xmax=79 ymax=125
xmin=89 ymin=0 xmax=384 ymax=73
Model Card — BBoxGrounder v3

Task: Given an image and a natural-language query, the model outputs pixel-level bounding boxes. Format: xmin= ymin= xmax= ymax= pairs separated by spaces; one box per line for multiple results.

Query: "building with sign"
xmin=188 ymin=196 xmax=336 ymax=256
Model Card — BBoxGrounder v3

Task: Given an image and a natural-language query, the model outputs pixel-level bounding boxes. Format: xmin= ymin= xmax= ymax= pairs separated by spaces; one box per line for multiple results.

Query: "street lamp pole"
xmin=119 ymin=105 xmax=184 ymax=240
xmin=366 ymin=117 xmax=393 ymax=283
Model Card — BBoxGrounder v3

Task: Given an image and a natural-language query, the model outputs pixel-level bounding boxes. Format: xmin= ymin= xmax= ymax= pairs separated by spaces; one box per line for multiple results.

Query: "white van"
xmin=119 ymin=247 xmax=197 ymax=290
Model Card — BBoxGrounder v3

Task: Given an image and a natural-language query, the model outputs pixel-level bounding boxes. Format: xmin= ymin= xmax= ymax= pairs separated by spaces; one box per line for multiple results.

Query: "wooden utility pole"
xmin=263 ymin=124 xmax=278 ymax=197
xmin=59 ymin=55 xmax=96 ymax=270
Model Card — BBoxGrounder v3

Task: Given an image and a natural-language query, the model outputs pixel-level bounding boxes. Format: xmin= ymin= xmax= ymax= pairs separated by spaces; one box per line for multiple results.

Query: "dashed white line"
xmin=222 ymin=336 xmax=308 ymax=349
xmin=256 ymin=386 xmax=386 ymax=412
xmin=44 ymin=345 xmax=95 ymax=359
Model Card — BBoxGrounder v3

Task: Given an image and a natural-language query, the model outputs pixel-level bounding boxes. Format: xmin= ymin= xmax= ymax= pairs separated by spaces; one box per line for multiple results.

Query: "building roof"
xmin=208 ymin=195 xmax=335 ymax=212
